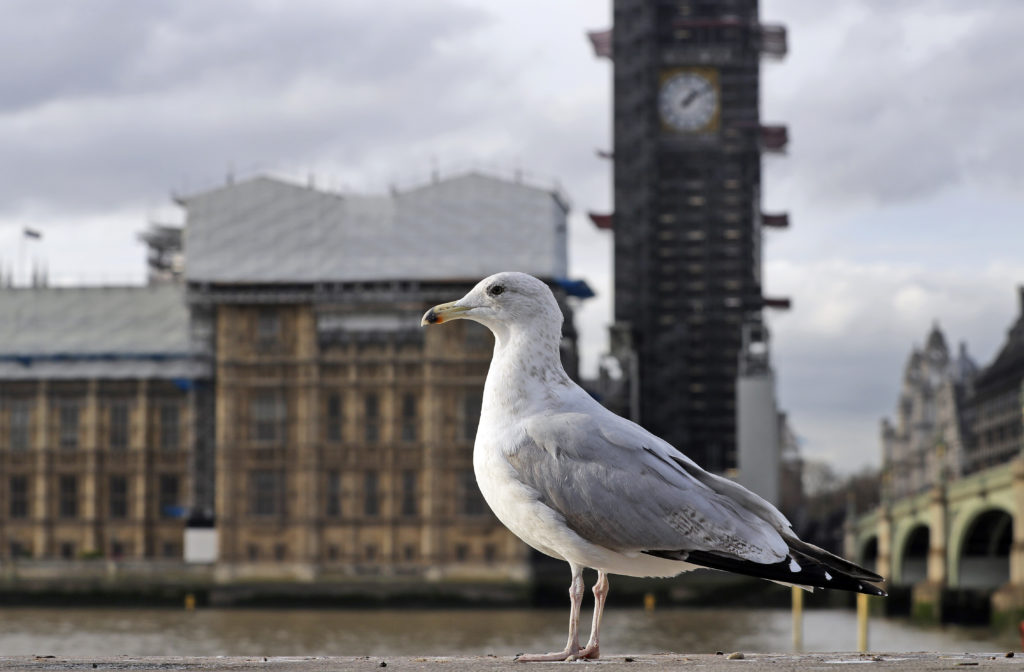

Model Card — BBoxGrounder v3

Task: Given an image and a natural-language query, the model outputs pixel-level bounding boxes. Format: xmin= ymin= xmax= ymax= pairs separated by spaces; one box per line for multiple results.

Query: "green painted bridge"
xmin=846 ymin=456 xmax=1024 ymax=623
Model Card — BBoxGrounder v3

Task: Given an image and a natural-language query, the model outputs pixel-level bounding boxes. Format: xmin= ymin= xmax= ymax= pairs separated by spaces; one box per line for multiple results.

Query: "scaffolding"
xmin=607 ymin=0 xmax=789 ymax=472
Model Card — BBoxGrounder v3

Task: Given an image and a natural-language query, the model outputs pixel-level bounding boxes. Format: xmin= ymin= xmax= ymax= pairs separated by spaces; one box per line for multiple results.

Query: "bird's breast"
xmin=473 ymin=434 xmax=570 ymax=561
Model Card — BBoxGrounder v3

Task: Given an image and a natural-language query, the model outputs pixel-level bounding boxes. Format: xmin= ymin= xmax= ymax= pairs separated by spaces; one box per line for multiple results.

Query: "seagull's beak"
xmin=421 ymin=301 xmax=471 ymax=326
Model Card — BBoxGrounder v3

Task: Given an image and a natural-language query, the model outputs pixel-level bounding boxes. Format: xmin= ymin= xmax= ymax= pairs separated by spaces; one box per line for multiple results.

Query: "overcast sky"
xmin=2 ymin=1 xmax=1022 ymax=474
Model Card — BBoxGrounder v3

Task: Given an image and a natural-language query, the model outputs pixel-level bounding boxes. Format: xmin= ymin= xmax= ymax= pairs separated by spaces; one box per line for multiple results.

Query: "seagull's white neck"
xmin=481 ymin=320 xmax=570 ymax=420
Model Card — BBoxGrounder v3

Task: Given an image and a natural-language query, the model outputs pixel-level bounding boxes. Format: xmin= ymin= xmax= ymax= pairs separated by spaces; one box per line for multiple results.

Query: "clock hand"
xmin=680 ymin=90 xmax=700 ymax=107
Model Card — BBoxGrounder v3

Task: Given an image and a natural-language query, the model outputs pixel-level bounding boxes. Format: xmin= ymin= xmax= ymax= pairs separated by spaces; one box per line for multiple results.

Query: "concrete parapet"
xmin=0 ymin=653 xmax=1018 ymax=672
xmin=0 ymin=559 xmax=214 ymax=585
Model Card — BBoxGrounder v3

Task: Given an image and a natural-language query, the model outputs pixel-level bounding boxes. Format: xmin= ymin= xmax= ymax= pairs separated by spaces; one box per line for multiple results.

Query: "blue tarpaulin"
xmin=554 ymin=278 xmax=596 ymax=300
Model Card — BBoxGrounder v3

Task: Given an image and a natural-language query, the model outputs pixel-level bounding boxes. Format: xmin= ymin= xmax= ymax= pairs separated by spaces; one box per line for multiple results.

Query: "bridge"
xmin=846 ymin=455 xmax=1024 ymax=625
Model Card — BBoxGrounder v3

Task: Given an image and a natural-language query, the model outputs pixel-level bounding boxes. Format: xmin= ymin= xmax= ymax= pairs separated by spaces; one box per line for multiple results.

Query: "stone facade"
xmin=963 ymin=287 xmax=1024 ymax=475
xmin=881 ymin=325 xmax=977 ymax=500
xmin=0 ymin=172 xmax=583 ymax=584
xmin=880 ymin=287 xmax=1024 ymax=498
xmin=206 ymin=297 xmax=530 ymax=581
xmin=0 ymin=285 xmax=201 ymax=560
xmin=183 ymin=172 xmax=579 ymax=581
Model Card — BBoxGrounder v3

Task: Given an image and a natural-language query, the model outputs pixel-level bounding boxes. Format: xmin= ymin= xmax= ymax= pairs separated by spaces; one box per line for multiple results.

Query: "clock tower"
xmin=591 ymin=1 xmax=789 ymax=473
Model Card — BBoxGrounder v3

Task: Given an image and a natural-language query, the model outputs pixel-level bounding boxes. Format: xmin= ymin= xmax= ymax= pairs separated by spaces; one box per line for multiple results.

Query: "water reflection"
xmin=0 ymin=608 xmax=1012 ymax=657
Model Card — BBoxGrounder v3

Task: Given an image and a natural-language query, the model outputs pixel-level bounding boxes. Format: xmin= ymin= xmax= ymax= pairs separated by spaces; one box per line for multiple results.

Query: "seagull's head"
xmin=420 ymin=272 xmax=563 ymax=339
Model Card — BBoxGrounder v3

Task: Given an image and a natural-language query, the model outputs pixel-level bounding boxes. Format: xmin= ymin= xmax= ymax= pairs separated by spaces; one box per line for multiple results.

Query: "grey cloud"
xmin=0 ymin=0 xmax=495 ymax=215
xmin=0 ymin=1 xmax=160 ymax=112
xmin=774 ymin=1 xmax=1024 ymax=206
xmin=1 ymin=1 xmax=490 ymax=110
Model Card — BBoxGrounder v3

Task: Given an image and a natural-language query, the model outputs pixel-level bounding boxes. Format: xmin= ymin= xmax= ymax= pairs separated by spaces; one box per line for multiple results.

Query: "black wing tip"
xmin=787 ymin=537 xmax=883 ymax=583
xmin=847 ymin=577 xmax=888 ymax=597
xmin=835 ymin=565 xmax=884 ymax=584
xmin=649 ymin=549 xmax=888 ymax=597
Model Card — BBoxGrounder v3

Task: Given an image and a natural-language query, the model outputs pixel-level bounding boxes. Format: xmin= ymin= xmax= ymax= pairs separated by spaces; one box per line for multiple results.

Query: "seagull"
xmin=421 ymin=272 xmax=885 ymax=662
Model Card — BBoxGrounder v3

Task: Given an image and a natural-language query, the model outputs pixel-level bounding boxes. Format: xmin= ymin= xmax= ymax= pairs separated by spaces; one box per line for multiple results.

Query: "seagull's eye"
xmin=488 ymin=284 xmax=505 ymax=297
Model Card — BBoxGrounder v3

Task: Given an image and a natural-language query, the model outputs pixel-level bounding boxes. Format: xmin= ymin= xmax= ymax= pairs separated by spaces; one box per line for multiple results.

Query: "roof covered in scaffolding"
xmin=0 ymin=284 xmax=207 ymax=380
xmin=974 ymin=286 xmax=1024 ymax=394
xmin=180 ymin=172 xmax=569 ymax=284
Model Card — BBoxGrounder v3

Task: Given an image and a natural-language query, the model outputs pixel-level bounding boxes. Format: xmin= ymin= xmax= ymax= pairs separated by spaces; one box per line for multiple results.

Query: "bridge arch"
xmin=898 ymin=524 xmax=930 ymax=586
xmin=952 ymin=507 xmax=1013 ymax=589
xmin=890 ymin=509 xmax=932 ymax=585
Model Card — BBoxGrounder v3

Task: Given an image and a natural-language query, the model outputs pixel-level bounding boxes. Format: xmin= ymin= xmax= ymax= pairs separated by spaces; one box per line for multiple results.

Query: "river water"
xmin=0 ymin=608 xmax=1014 ymax=657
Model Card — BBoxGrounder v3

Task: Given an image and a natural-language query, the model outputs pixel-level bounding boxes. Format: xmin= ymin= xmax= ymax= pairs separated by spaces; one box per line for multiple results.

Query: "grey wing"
xmin=509 ymin=410 xmax=789 ymax=564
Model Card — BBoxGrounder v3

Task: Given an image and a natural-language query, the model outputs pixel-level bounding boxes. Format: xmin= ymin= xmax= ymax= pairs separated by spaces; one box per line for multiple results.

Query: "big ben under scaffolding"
xmin=591 ymin=1 xmax=790 ymax=473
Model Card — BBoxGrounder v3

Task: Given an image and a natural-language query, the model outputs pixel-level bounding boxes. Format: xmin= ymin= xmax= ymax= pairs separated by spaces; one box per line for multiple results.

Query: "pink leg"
xmin=515 ymin=564 xmax=584 ymax=662
xmin=578 ymin=570 xmax=609 ymax=659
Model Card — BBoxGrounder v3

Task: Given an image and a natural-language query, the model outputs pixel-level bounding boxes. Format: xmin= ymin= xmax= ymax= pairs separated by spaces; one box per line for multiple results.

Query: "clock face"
xmin=658 ymin=71 xmax=719 ymax=133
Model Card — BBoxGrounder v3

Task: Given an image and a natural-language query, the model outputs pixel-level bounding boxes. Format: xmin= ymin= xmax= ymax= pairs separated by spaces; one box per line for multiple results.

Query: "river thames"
xmin=0 ymin=608 xmax=1014 ymax=657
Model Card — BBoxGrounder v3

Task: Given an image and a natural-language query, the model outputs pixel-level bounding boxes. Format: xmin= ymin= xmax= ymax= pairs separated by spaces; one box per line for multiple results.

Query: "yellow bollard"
xmin=184 ymin=593 xmax=196 ymax=611
xmin=791 ymin=586 xmax=804 ymax=652
xmin=643 ymin=592 xmax=656 ymax=612
xmin=857 ymin=593 xmax=869 ymax=652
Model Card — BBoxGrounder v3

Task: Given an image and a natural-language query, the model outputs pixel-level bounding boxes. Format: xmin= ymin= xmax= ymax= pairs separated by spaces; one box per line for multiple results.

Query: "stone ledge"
xmin=0 ymin=653 xmax=1019 ymax=672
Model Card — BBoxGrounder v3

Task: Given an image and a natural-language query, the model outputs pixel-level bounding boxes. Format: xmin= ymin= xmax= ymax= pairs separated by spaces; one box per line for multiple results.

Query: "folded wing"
xmin=512 ymin=410 xmax=789 ymax=565
xmin=510 ymin=407 xmax=885 ymax=596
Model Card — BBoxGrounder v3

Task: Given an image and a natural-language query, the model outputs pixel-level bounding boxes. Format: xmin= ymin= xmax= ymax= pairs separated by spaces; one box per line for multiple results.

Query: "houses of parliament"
xmin=0 ymin=172 xmax=586 ymax=582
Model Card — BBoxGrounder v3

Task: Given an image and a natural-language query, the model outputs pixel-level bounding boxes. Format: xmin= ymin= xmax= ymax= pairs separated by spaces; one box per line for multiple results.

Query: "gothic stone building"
xmin=881 ymin=324 xmax=977 ymax=500
xmin=0 ymin=285 xmax=206 ymax=560
xmin=963 ymin=287 xmax=1024 ymax=475
xmin=181 ymin=173 xmax=578 ymax=581
xmin=607 ymin=0 xmax=789 ymax=473
xmin=0 ymin=172 xmax=583 ymax=584
xmin=882 ymin=287 xmax=1024 ymax=498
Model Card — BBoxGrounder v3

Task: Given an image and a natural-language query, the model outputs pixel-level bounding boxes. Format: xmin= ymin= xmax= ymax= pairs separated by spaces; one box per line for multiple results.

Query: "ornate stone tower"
xmin=594 ymin=1 xmax=789 ymax=472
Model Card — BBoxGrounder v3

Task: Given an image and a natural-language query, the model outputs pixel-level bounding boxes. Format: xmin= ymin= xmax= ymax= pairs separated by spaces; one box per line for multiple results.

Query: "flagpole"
xmin=19 ymin=228 xmax=43 ymax=286
xmin=18 ymin=230 xmax=26 ymax=286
